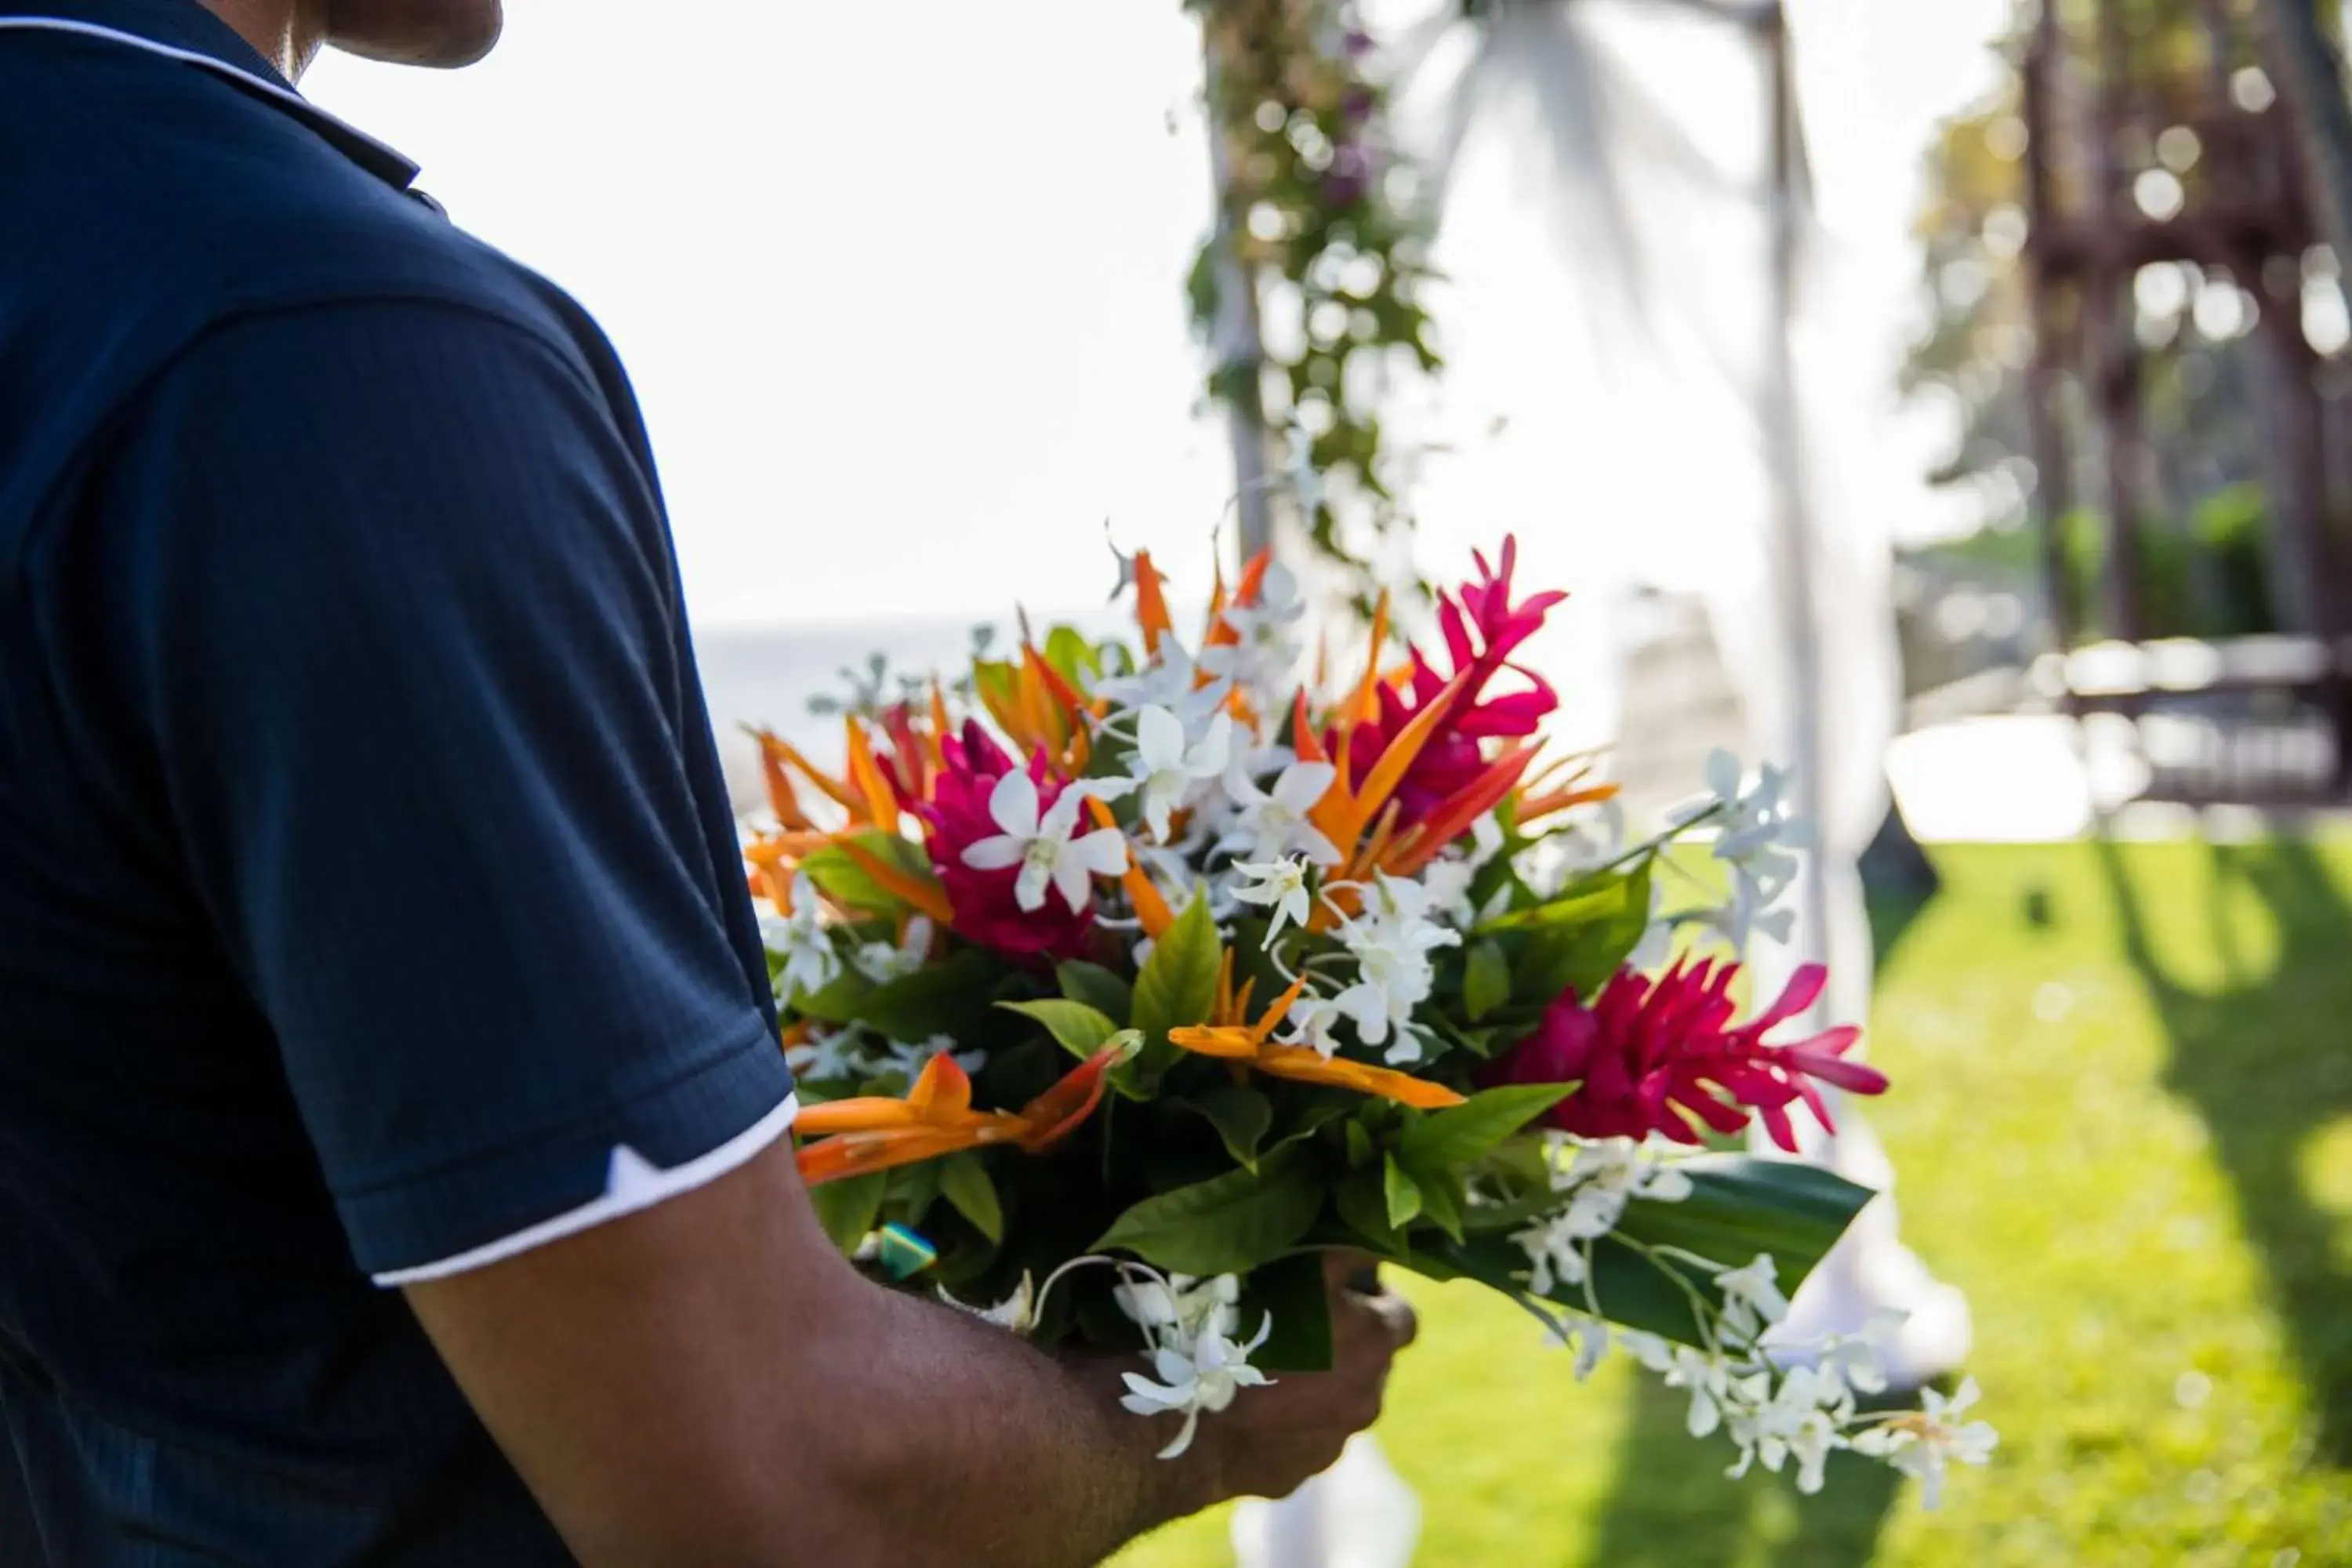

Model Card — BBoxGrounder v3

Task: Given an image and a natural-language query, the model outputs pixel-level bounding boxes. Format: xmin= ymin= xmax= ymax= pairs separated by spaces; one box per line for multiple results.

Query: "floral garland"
xmin=1189 ymin=0 xmax=1441 ymax=586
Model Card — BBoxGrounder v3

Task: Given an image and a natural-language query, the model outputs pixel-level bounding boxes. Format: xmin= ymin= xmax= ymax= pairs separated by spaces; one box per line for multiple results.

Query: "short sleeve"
xmin=61 ymin=300 xmax=794 ymax=1280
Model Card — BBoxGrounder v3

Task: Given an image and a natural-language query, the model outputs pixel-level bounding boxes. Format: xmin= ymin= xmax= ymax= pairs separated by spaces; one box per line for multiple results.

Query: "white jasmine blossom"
xmin=761 ymin=873 xmax=841 ymax=1004
xmin=786 ymin=1023 xmax=884 ymax=1084
xmin=1332 ymin=875 xmax=1461 ymax=1050
xmin=882 ymin=1033 xmax=986 ymax=1083
xmin=1850 ymin=1376 xmax=1998 ymax=1508
xmin=1715 ymin=1253 xmax=1791 ymax=1339
xmin=1126 ymin=705 xmax=1232 ymax=843
xmin=1094 ymin=637 xmax=1231 ymax=726
xmin=1675 ymin=750 xmax=1810 ymax=955
xmin=939 ymin=1272 xmax=1038 ymax=1334
xmin=1112 ymin=1270 xmax=1272 ymax=1460
xmin=851 ymin=915 xmax=934 ymax=982
xmin=1232 ymin=856 xmax=1313 ymax=945
xmin=1279 ymin=990 xmax=1350 ymax=1059
xmin=960 ymin=770 xmax=1131 ymax=913
xmin=1220 ymin=760 xmax=1341 ymax=866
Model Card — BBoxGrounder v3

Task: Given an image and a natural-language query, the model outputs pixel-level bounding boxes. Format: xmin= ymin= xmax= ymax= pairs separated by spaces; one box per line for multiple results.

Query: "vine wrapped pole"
xmin=1201 ymin=31 xmax=1277 ymax=568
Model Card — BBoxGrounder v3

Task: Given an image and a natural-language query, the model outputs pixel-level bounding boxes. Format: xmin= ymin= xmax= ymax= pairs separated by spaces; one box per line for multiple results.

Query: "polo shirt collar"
xmin=0 ymin=0 xmax=424 ymax=193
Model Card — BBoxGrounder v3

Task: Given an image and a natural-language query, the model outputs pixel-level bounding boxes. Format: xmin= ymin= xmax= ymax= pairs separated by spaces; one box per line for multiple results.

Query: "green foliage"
xmin=1462 ymin=938 xmax=1511 ymax=1022
xmin=996 ymin=998 xmax=1122 ymax=1059
xmin=797 ymin=829 xmax=935 ymax=917
xmin=1396 ymin=1083 xmax=1574 ymax=1175
xmin=1054 ymin=960 xmax=1133 ymax=1026
xmin=937 ymin=1152 xmax=1005 ymax=1244
xmin=809 ymin=1173 xmax=886 ymax=1254
xmin=1186 ymin=1083 xmax=1276 ymax=1171
xmin=1094 ymin=1145 xmax=1327 ymax=1276
xmin=1236 ymin=1251 xmax=1334 ymax=1372
xmin=1131 ymin=896 xmax=1223 ymax=1077
xmin=1382 ymin=1152 xmax=1424 ymax=1229
xmin=1512 ymin=863 xmax=1653 ymax=1007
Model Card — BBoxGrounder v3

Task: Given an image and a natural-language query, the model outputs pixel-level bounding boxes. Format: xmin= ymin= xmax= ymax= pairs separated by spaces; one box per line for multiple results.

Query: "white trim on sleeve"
xmin=372 ymin=1092 xmax=800 ymax=1287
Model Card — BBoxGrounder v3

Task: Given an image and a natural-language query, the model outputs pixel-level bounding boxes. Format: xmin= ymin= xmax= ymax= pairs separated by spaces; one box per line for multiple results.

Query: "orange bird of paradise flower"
xmin=1167 ymin=954 xmax=1465 ymax=1111
xmin=794 ymin=1042 xmax=1128 ymax=1186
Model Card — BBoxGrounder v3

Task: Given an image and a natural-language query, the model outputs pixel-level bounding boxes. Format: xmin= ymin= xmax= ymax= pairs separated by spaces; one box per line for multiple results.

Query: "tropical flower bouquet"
xmin=745 ymin=539 xmax=1994 ymax=1501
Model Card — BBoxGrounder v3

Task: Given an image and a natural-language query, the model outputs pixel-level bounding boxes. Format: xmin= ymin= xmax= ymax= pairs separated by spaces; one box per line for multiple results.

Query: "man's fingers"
xmin=1361 ymin=1289 xmax=1417 ymax=1350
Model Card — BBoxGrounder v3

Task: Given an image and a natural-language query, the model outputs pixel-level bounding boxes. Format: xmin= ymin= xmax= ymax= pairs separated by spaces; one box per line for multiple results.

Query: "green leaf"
xmin=1334 ymin=1166 xmax=1405 ymax=1255
xmin=1093 ymin=1146 xmax=1326 ymax=1276
xmin=1189 ymin=1084 xmax=1275 ymax=1171
xmin=1238 ymin=1252 xmax=1334 ymax=1372
xmin=1131 ymin=896 xmax=1222 ymax=1072
xmin=855 ymin=949 xmax=1000 ymax=1040
xmin=1401 ymin=1153 xmax=1876 ymax=1348
xmin=1043 ymin=625 xmax=1102 ymax=688
xmin=797 ymin=830 xmax=935 ymax=917
xmin=1398 ymin=1083 xmax=1574 ymax=1174
xmin=1055 ymin=960 xmax=1133 ymax=1026
xmin=1478 ymin=879 xmax=1629 ymax=935
xmin=1343 ymin=1120 xmax=1374 ymax=1168
xmin=1382 ymin=1154 xmax=1424 ymax=1229
xmin=808 ymin=1173 xmax=885 ymax=1254
xmin=937 ymin=1153 xmax=1004 ymax=1243
xmin=1513 ymin=865 xmax=1653 ymax=1004
xmin=995 ymin=998 xmax=1119 ymax=1059
xmin=789 ymin=966 xmax=874 ymax=1025
xmin=1416 ymin=1171 xmax=1467 ymax=1243
xmin=1463 ymin=939 xmax=1511 ymax=1023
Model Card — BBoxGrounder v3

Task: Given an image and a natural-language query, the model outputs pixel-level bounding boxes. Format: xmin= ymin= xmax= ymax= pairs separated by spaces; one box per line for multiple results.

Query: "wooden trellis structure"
xmin=2020 ymin=0 xmax=2352 ymax=794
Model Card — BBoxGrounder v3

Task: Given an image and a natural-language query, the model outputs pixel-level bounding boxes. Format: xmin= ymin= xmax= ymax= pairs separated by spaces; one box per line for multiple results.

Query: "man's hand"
xmin=1180 ymin=1254 xmax=1417 ymax=1506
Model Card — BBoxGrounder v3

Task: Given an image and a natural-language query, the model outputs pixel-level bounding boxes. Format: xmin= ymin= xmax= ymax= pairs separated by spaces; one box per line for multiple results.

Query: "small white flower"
xmin=1742 ymin=1365 xmax=1855 ymax=1494
xmin=786 ymin=1023 xmax=884 ymax=1083
xmin=1851 ymin=1376 xmax=1998 ymax=1508
xmin=1509 ymin=1209 xmax=1592 ymax=1297
xmin=851 ymin=915 xmax=934 ymax=982
xmin=1675 ymin=750 xmax=1811 ymax=956
xmin=760 ymin=873 xmax=841 ymax=1004
xmin=1220 ymin=760 xmax=1341 ymax=866
xmin=1232 ymin=855 xmax=1313 ymax=944
xmin=1279 ymin=990 xmax=1350 ymax=1059
xmin=1094 ymin=638 xmax=1231 ymax=726
xmin=1715 ymin=1253 xmax=1790 ymax=1339
xmin=1544 ymin=1312 xmax=1611 ymax=1381
xmin=1198 ymin=561 xmax=1307 ymax=699
xmin=1819 ymin=1308 xmax=1909 ymax=1398
xmin=1113 ymin=1272 xmax=1272 ymax=1460
xmin=1332 ymin=874 xmax=1463 ymax=1048
xmin=960 ymin=769 xmax=1131 ymax=914
xmin=883 ymin=1033 xmax=985 ymax=1083
xmin=940 ymin=1272 xmax=1038 ymax=1334
xmin=1127 ymin=705 xmax=1232 ymax=843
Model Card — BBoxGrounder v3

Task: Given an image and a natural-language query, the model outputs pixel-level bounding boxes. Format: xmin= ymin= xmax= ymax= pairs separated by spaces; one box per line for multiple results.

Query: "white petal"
xmin=1135 ymin=705 xmax=1185 ymax=770
xmin=1705 ymin=748 xmax=1743 ymax=801
xmin=960 ymin=834 xmax=1025 ymax=872
xmin=1291 ymin=822 xmax=1342 ymax=866
xmin=987 ymin=768 xmax=1041 ymax=837
xmin=1069 ymin=828 xmax=1133 ymax=876
xmin=1051 ymin=851 xmax=1097 ymax=914
xmin=1189 ymin=713 xmax=1234 ymax=776
xmin=1013 ymin=859 xmax=1052 ymax=912
xmin=1272 ymin=761 xmax=1335 ymax=811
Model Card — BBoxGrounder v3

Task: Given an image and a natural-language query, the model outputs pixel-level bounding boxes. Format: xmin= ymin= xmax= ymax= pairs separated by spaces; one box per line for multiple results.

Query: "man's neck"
xmin=199 ymin=0 xmax=318 ymax=78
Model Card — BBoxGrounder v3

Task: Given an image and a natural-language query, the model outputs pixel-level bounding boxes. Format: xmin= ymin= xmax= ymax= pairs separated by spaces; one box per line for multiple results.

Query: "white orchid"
xmin=882 ymin=1033 xmax=985 ymax=1084
xmin=1738 ymin=1365 xmax=1853 ymax=1494
xmin=1675 ymin=750 xmax=1810 ymax=955
xmin=1509 ymin=1208 xmax=1594 ymax=1296
xmin=1623 ymin=1334 xmax=1742 ymax=1441
xmin=1232 ymin=856 xmax=1313 ymax=945
xmin=1850 ymin=1376 xmax=1998 ymax=1508
xmin=1279 ymin=989 xmax=1351 ymax=1059
xmin=1198 ymin=561 xmax=1307 ymax=698
xmin=1119 ymin=1316 xmax=1274 ymax=1459
xmin=851 ymin=914 xmax=933 ymax=982
xmin=1219 ymin=759 xmax=1341 ymax=866
xmin=760 ymin=873 xmax=841 ymax=1004
xmin=1094 ymin=637 xmax=1231 ymax=726
xmin=785 ymin=1022 xmax=884 ymax=1084
xmin=1113 ymin=1271 xmax=1240 ymax=1344
xmin=960 ymin=770 xmax=1131 ymax=913
xmin=1332 ymin=875 xmax=1461 ymax=1054
xmin=1715 ymin=1253 xmax=1791 ymax=1340
xmin=1125 ymin=705 xmax=1232 ymax=843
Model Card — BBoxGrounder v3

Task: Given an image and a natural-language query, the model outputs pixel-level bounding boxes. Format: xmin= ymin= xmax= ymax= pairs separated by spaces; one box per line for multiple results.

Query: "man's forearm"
xmin=790 ymin=1280 xmax=1203 ymax=1567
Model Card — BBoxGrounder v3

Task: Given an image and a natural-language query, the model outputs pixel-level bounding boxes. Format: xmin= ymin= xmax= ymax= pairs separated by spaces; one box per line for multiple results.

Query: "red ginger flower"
xmin=1484 ymin=960 xmax=1888 ymax=1153
xmin=1341 ymin=535 xmax=1565 ymax=826
xmin=912 ymin=720 xmax=1094 ymax=960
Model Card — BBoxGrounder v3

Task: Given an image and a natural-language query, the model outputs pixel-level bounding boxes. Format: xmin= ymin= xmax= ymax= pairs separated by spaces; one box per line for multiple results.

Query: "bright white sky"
xmin=305 ymin=0 xmax=2008 ymax=630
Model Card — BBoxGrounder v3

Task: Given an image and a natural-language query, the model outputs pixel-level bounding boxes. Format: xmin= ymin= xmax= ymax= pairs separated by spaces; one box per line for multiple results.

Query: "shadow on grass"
xmin=1582 ymin=1376 xmax=1904 ymax=1568
xmin=2095 ymin=832 xmax=2352 ymax=1467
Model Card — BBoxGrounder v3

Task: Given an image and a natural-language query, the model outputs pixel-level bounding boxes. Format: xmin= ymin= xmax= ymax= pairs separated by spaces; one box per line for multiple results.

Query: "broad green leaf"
xmin=787 ymin=965 xmax=873 ymax=1025
xmin=1513 ymin=864 xmax=1653 ymax=1004
xmin=995 ymin=998 xmax=1120 ymax=1059
xmin=1463 ymin=939 xmax=1511 ymax=1022
xmin=1189 ymin=1084 xmax=1275 ymax=1171
xmin=1416 ymin=1170 xmax=1466 ymax=1242
xmin=1055 ymin=960 xmax=1133 ymax=1026
xmin=1343 ymin=1121 xmax=1374 ymax=1168
xmin=1400 ymin=1153 xmax=1875 ymax=1348
xmin=1093 ymin=1146 xmax=1324 ymax=1276
xmin=808 ymin=1173 xmax=885 ymax=1254
xmin=797 ymin=830 xmax=935 ymax=917
xmin=1131 ymin=896 xmax=1222 ymax=1072
xmin=1478 ymin=879 xmax=1628 ymax=935
xmin=937 ymin=1152 xmax=1004 ymax=1243
xmin=855 ymin=949 xmax=1001 ymax=1040
xmin=1382 ymin=1154 xmax=1424 ymax=1229
xmin=1397 ymin=1083 xmax=1574 ymax=1174
xmin=1239 ymin=1251 xmax=1334 ymax=1372
xmin=1334 ymin=1165 xmax=1406 ymax=1255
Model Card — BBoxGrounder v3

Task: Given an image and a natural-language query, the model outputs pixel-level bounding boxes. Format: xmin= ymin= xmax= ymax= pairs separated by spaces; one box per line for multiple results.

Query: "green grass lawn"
xmin=1115 ymin=837 xmax=2352 ymax=1567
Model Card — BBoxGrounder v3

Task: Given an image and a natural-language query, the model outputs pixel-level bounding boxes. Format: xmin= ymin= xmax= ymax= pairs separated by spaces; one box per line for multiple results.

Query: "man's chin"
xmin=328 ymin=1 xmax=503 ymax=68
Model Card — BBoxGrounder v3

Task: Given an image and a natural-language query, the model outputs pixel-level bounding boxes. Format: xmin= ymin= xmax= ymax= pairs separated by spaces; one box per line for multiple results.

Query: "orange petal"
xmin=1084 ymin=797 xmax=1174 ymax=938
xmin=905 ymin=1051 xmax=975 ymax=1121
xmin=1341 ymin=590 xmax=1392 ymax=731
xmin=1519 ymin=780 xmax=1621 ymax=826
xmin=1338 ymin=671 xmax=1472 ymax=851
xmin=797 ymin=1124 xmax=1000 ymax=1186
xmin=1015 ymin=1045 xmax=1123 ymax=1152
xmin=834 ymin=837 xmax=956 ymax=925
xmin=1252 ymin=1047 xmax=1467 ymax=1109
xmin=1383 ymin=744 xmax=1541 ymax=877
xmin=793 ymin=1095 xmax=931 ymax=1136
xmin=1248 ymin=973 xmax=1311 ymax=1047
xmin=1133 ymin=550 xmax=1173 ymax=657
xmin=761 ymin=732 xmax=862 ymax=815
xmin=1167 ymin=1024 xmax=1263 ymax=1061
xmin=1291 ymin=689 xmax=1328 ymax=766
xmin=844 ymin=717 xmax=902 ymax=833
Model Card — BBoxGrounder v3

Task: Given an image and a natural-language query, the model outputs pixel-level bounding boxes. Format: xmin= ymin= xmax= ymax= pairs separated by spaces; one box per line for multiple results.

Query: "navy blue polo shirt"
xmin=0 ymin=3 xmax=797 ymax=1560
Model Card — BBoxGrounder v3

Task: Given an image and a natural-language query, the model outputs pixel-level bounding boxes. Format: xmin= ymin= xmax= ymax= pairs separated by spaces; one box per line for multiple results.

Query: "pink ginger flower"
xmin=1341 ymin=535 xmax=1566 ymax=825
xmin=1484 ymin=960 xmax=1888 ymax=1153
xmin=913 ymin=721 xmax=1095 ymax=960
